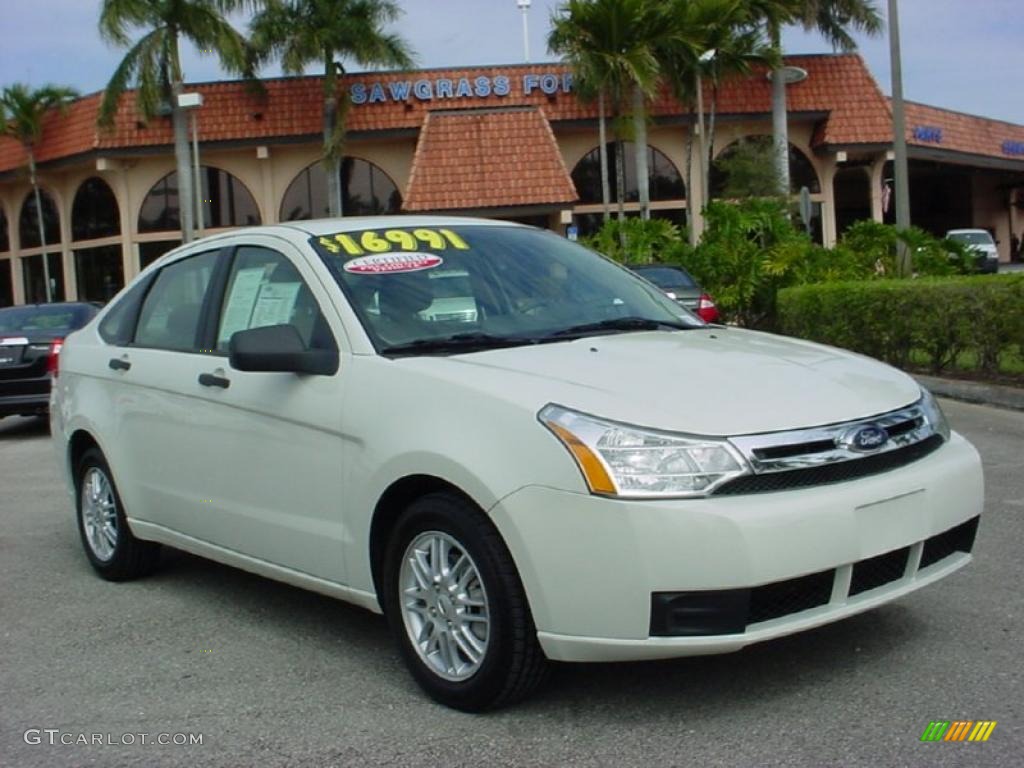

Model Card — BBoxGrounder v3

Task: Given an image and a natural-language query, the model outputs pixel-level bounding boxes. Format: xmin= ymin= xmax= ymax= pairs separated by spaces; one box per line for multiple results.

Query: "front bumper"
xmin=490 ymin=432 xmax=983 ymax=662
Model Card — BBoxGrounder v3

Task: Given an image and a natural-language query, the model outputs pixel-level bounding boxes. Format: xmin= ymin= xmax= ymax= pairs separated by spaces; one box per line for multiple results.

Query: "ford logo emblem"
xmin=843 ymin=424 xmax=890 ymax=452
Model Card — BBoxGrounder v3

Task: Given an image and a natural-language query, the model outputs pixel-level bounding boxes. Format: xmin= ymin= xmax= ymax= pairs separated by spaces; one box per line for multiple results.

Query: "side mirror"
xmin=229 ymin=324 xmax=338 ymax=376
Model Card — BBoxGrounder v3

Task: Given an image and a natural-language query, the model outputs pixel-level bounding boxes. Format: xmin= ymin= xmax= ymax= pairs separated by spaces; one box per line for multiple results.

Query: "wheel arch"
xmin=368 ymin=474 xmax=485 ymax=602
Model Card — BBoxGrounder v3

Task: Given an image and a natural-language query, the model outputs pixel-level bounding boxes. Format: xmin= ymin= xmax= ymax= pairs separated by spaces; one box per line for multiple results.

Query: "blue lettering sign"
xmin=413 ymin=80 xmax=433 ymax=100
xmin=563 ymin=72 xmax=574 ymax=93
xmin=493 ymin=76 xmax=511 ymax=96
xmin=456 ymin=78 xmax=473 ymax=98
xmin=523 ymin=74 xmax=540 ymax=95
xmin=388 ymin=81 xmax=411 ymax=101
xmin=350 ymin=83 xmax=367 ymax=105
xmin=368 ymin=83 xmax=386 ymax=103
xmin=436 ymin=78 xmax=454 ymax=99
xmin=540 ymin=74 xmax=559 ymax=95
xmin=474 ymin=76 xmax=492 ymax=97
xmin=912 ymin=125 xmax=943 ymax=143
xmin=1002 ymin=140 xmax=1024 ymax=156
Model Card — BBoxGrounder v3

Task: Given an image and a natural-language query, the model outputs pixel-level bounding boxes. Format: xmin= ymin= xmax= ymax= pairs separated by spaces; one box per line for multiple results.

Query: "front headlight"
xmin=919 ymin=387 xmax=951 ymax=442
xmin=539 ymin=404 xmax=750 ymax=498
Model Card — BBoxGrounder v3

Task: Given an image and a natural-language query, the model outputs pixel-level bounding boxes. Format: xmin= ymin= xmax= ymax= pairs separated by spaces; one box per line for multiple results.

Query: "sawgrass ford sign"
xmin=350 ymin=72 xmax=575 ymax=105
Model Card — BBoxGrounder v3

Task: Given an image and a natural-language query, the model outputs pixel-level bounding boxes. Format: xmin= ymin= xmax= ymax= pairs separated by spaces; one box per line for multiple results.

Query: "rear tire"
xmin=382 ymin=492 xmax=548 ymax=711
xmin=75 ymin=447 xmax=160 ymax=580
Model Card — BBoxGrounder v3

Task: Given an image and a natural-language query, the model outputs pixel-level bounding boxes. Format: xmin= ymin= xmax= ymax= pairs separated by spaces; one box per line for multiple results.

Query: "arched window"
xmin=709 ymin=137 xmax=821 ymax=198
xmin=0 ymin=207 xmax=9 ymax=252
xmin=138 ymin=166 xmax=261 ymax=233
xmin=571 ymin=143 xmax=686 ymax=204
xmin=72 ymin=177 xmax=121 ymax=241
xmin=19 ymin=189 xmax=61 ymax=248
xmin=280 ymin=158 xmax=403 ymax=221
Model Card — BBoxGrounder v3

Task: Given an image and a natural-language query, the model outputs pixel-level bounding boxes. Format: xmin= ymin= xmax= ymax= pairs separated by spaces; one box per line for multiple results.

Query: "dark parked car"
xmin=629 ymin=264 xmax=720 ymax=323
xmin=0 ymin=302 xmax=100 ymax=418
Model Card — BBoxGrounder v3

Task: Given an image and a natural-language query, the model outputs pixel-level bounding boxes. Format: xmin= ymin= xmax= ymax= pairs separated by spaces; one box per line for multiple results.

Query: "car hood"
xmin=402 ymin=327 xmax=921 ymax=436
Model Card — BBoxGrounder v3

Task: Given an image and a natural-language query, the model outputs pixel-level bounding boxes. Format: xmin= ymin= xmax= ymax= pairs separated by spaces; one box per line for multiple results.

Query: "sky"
xmin=1 ymin=0 xmax=1020 ymax=125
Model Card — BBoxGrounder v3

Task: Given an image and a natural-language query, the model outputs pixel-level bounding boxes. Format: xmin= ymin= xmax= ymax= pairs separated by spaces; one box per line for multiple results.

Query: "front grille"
xmin=920 ymin=517 xmax=980 ymax=569
xmin=714 ymin=434 xmax=944 ymax=495
xmin=849 ymin=547 xmax=910 ymax=596
xmin=747 ymin=570 xmax=834 ymax=625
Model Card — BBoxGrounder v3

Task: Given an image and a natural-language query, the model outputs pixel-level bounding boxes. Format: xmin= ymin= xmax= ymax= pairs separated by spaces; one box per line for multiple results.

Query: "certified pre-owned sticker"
xmin=343 ymin=252 xmax=444 ymax=275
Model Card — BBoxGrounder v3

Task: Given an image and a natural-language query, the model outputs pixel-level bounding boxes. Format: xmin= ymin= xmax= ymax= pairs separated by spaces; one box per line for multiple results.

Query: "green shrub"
xmin=579 ymin=217 xmax=683 ymax=264
xmin=778 ymin=275 xmax=1024 ymax=379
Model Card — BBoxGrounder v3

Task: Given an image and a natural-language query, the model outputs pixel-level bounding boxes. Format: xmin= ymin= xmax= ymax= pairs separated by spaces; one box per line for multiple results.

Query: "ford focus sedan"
xmin=50 ymin=217 xmax=983 ymax=711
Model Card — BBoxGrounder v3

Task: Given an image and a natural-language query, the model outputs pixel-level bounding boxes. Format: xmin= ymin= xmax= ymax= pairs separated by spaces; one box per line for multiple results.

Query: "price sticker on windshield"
xmin=316 ymin=228 xmax=469 ymax=257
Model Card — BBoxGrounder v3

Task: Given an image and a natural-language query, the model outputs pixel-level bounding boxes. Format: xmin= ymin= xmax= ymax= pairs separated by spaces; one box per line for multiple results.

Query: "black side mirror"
xmin=229 ymin=324 xmax=338 ymax=376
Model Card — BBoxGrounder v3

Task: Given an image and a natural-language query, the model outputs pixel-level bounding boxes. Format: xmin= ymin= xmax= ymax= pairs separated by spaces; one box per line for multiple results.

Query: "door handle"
xmin=198 ymin=372 xmax=231 ymax=389
xmin=108 ymin=358 xmax=131 ymax=371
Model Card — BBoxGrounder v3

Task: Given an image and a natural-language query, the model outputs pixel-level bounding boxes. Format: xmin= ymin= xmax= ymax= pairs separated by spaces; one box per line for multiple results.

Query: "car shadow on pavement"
xmin=145 ymin=545 xmax=928 ymax=718
xmin=0 ymin=415 xmax=50 ymax=440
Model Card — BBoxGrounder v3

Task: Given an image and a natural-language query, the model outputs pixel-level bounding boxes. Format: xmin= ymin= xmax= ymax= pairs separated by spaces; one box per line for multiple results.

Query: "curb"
xmin=914 ymin=373 xmax=1024 ymax=413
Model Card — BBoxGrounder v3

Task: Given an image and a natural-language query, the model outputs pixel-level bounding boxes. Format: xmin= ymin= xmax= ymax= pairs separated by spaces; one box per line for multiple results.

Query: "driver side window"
xmin=216 ymin=246 xmax=334 ymax=353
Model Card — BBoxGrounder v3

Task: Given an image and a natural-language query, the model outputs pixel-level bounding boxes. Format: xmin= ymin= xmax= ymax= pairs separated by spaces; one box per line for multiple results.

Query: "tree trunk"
xmin=685 ymin=124 xmax=696 ymax=247
xmin=770 ymin=23 xmax=790 ymax=196
xmin=632 ymin=85 xmax=650 ymax=221
xmin=28 ymin=153 xmax=52 ymax=302
xmin=614 ymin=134 xmax=627 ymax=250
xmin=170 ymin=91 xmax=195 ymax=243
xmin=324 ymin=55 xmax=343 ymax=217
xmin=598 ymin=91 xmax=610 ymax=222
xmin=706 ymin=82 xmax=719 ymax=204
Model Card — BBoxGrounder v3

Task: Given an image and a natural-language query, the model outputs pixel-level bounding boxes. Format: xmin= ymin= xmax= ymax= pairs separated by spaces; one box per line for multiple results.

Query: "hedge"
xmin=777 ymin=275 xmax=1024 ymax=378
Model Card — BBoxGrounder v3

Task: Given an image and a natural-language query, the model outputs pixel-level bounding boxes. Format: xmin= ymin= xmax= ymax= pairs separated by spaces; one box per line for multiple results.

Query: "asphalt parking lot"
xmin=1 ymin=399 xmax=1021 ymax=768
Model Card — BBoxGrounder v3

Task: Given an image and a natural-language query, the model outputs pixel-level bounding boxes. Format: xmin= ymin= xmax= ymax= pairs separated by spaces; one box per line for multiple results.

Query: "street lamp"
xmin=887 ymin=0 xmax=912 ymax=275
xmin=517 ymin=0 xmax=531 ymax=63
xmin=176 ymin=92 xmax=204 ymax=239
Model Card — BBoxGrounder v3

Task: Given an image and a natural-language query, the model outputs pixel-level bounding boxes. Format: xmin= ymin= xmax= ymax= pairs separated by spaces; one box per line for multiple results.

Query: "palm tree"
xmin=657 ymin=0 xmax=768 ymax=239
xmin=249 ymin=0 xmax=413 ymax=217
xmin=98 ymin=0 xmax=254 ymax=244
xmin=0 ymin=84 xmax=78 ymax=302
xmin=550 ymin=0 xmax=665 ymax=224
xmin=758 ymin=0 xmax=883 ymax=193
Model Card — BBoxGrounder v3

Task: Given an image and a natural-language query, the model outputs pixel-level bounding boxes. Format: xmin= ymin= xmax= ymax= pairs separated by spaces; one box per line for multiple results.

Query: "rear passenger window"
xmin=135 ymin=251 xmax=219 ymax=350
xmin=98 ymin=278 xmax=152 ymax=346
xmin=216 ymin=246 xmax=333 ymax=352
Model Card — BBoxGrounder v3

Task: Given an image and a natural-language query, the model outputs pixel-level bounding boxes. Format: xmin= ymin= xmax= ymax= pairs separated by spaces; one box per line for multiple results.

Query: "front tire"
xmin=383 ymin=492 xmax=548 ymax=711
xmin=76 ymin=447 xmax=160 ymax=580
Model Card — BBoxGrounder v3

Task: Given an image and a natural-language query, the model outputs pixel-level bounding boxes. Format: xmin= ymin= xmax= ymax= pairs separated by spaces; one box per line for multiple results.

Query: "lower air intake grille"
xmin=850 ymin=547 xmax=910 ymax=596
xmin=714 ymin=435 xmax=944 ymax=495
xmin=747 ymin=570 xmax=834 ymax=625
xmin=920 ymin=517 xmax=980 ymax=569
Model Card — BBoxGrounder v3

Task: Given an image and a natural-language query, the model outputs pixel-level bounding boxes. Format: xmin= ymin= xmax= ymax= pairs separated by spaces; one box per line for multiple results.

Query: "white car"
xmin=51 ymin=217 xmax=984 ymax=710
xmin=945 ymin=229 xmax=999 ymax=273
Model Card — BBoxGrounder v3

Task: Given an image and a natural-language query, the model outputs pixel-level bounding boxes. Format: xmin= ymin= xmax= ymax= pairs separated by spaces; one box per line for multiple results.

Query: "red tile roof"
xmin=2 ymin=55 xmax=1022 ymax=175
xmin=403 ymin=107 xmax=577 ymax=211
xmin=896 ymin=100 xmax=1024 ymax=160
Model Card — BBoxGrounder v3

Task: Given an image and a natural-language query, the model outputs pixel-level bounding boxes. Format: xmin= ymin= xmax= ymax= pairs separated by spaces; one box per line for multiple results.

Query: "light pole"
xmin=177 ymin=92 xmax=204 ymax=240
xmin=517 ymin=0 xmax=531 ymax=63
xmin=887 ymin=0 xmax=912 ymax=275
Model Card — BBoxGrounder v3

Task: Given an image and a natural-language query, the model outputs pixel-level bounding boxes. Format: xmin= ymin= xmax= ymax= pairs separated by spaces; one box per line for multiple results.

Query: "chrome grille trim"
xmin=728 ymin=401 xmax=939 ymax=475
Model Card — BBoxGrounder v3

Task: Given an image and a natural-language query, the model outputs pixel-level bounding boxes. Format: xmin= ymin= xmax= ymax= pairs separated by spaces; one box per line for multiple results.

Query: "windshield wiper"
xmin=380 ymin=332 xmax=536 ymax=357
xmin=543 ymin=316 xmax=692 ymax=340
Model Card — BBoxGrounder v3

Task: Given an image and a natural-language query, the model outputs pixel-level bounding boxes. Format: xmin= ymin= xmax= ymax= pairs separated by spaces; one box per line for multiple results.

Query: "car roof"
xmin=0 ymin=302 xmax=100 ymax=311
xmin=281 ymin=216 xmax=528 ymax=238
xmin=946 ymin=229 xmax=990 ymax=235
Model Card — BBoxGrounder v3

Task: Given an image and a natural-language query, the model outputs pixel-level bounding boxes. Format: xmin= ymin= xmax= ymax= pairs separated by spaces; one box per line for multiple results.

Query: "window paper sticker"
xmin=250 ymin=282 xmax=302 ymax=328
xmin=218 ymin=267 xmax=266 ymax=343
xmin=343 ymin=252 xmax=444 ymax=275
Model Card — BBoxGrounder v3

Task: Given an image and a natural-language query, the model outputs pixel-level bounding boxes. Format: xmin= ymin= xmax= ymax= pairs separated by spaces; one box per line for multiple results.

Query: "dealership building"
xmin=1 ymin=53 xmax=1023 ymax=306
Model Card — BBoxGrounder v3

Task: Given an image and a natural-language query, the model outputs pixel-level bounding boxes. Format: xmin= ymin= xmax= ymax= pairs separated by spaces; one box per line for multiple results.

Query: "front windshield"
xmin=948 ymin=231 xmax=994 ymax=246
xmin=311 ymin=224 xmax=701 ymax=353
